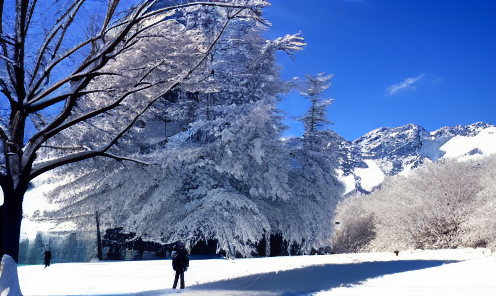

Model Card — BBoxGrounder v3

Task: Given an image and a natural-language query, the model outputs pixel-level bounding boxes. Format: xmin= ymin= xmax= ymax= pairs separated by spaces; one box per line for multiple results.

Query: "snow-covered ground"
xmin=12 ymin=248 xmax=495 ymax=296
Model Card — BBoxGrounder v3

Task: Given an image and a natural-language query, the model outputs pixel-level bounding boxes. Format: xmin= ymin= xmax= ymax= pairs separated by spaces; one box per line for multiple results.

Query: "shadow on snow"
xmin=111 ymin=260 xmax=457 ymax=296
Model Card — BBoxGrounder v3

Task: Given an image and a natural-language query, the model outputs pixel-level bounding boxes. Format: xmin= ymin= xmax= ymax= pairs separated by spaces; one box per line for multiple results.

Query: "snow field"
xmin=15 ymin=248 xmax=496 ymax=296
xmin=315 ymin=258 xmax=496 ymax=296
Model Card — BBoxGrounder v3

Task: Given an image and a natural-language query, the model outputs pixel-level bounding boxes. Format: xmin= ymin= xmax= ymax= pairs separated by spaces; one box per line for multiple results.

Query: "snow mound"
xmin=0 ymin=255 xmax=22 ymax=296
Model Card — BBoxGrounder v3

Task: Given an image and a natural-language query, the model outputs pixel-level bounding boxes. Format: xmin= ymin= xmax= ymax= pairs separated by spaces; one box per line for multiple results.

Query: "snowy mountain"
xmin=337 ymin=122 xmax=496 ymax=195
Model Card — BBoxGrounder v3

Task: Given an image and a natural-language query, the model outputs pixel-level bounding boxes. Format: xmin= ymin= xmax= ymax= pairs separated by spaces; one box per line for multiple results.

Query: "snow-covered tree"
xmin=0 ymin=0 xmax=268 ymax=263
xmin=297 ymin=72 xmax=334 ymax=133
xmin=25 ymin=7 xmax=307 ymax=258
xmin=332 ymin=194 xmax=375 ymax=253
xmin=27 ymin=7 xmax=350 ymax=258
xmin=333 ymin=155 xmax=496 ymax=252
xmin=269 ymin=72 xmax=345 ymax=254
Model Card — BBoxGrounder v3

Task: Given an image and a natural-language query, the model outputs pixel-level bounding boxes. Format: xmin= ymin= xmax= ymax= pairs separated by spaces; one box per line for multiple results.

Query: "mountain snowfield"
xmin=2 ymin=248 xmax=494 ymax=295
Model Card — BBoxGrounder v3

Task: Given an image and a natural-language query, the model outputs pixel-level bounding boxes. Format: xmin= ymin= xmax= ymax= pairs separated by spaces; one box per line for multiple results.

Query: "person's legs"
xmin=180 ymin=271 xmax=185 ymax=289
xmin=173 ymin=271 xmax=180 ymax=289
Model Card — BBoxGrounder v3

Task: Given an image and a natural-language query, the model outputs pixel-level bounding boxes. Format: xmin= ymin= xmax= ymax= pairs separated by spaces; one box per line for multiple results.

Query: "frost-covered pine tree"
xmin=297 ymin=73 xmax=334 ymax=133
xmin=286 ymin=72 xmax=344 ymax=254
xmin=31 ymin=5 xmax=311 ymax=258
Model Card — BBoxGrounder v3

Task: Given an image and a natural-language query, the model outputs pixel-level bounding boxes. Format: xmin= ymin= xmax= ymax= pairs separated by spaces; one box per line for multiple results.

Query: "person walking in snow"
xmin=44 ymin=249 xmax=51 ymax=269
xmin=172 ymin=242 xmax=189 ymax=289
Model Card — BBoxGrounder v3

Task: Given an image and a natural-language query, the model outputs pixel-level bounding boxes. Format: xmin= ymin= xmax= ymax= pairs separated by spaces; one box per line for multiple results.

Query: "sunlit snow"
xmin=12 ymin=248 xmax=495 ymax=296
xmin=440 ymin=127 xmax=496 ymax=160
xmin=336 ymin=170 xmax=356 ymax=195
xmin=353 ymin=160 xmax=384 ymax=192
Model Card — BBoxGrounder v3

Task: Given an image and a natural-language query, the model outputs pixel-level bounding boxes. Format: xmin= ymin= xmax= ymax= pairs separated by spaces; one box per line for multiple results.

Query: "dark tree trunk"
xmin=0 ymin=183 xmax=27 ymax=263
xmin=96 ymin=211 xmax=103 ymax=260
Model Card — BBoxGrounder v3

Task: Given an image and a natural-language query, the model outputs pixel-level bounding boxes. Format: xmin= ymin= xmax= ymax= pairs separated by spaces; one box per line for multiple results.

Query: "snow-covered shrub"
xmin=332 ymin=195 xmax=375 ymax=253
xmin=334 ymin=155 xmax=496 ymax=252
xmin=458 ymin=155 xmax=496 ymax=250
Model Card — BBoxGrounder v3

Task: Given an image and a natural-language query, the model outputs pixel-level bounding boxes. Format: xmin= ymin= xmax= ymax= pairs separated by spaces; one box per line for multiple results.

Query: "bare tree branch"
xmin=27 ymin=0 xmax=85 ymax=97
xmin=0 ymin=53 xmax=15 ymax=65
xmin=30 ymin=147 xmax=154 ymax=180
xmin=39 ymin=145 xmax=89 ymax=151
xmin=44 ymin=82 xmax=157 ymax=139
xmin=27 ymin=87 xmax=118 ymax=113
xmin=30 ymin=150 xmax=101 ymax=180
xmin=24 ymin=0 xmax=38 ymax=36
xmin=99 ymin=0 xmax=120 ymax=36
xmin=0 ymin=126 xmax=7 ymax=141
xmin=0 ymin=37 xmax=15 ymax=46
xmin=100 ymin=152 xmax=154 ymax=165
xmin=26 ymin=36 xmax=97 ymax=101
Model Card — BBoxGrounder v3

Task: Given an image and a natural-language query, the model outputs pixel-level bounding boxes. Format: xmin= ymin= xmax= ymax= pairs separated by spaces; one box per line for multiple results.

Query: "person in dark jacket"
xmin=172 ymin=242 xmax=189 ymax=289
xmin=44 ymin=249 xmax=51 ymax=269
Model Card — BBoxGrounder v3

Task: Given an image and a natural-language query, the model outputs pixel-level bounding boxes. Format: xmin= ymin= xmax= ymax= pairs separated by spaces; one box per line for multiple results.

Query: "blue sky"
xmin=264 ymin=0 xmax=496 ymax=141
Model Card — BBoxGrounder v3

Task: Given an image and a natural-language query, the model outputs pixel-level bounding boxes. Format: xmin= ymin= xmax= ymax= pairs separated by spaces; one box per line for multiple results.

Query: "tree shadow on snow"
xmin=107 ymin=260 xmax=456 ymax=296
xmin=190 ymin=260 xmax=457 ymax=295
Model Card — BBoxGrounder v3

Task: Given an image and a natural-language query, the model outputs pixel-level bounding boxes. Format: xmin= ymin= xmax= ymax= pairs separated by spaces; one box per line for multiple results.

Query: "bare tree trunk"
xmin=95 ymin=211 xmax=103 ymax=260
xmin=264 ymin=230 xmax=271 ymax=257
xmin=0 ymin=181 xmax=28 ymax=263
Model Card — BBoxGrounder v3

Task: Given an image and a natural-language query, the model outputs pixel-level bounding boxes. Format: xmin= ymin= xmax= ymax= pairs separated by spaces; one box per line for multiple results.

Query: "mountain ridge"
xmin=336 ymin=121 xmax=496 ymax=195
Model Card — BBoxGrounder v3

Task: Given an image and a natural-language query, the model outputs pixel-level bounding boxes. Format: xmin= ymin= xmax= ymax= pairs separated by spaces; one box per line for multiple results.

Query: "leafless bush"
xmin=333 ymin=155 xmax=496 ymax=252
xmin=332 ymin=195 xmax=375 ymax=253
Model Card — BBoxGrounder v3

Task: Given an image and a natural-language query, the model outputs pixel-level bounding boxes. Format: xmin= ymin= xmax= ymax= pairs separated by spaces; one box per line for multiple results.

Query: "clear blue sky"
xmin=264 ymin=0 xmax=496 ymax=141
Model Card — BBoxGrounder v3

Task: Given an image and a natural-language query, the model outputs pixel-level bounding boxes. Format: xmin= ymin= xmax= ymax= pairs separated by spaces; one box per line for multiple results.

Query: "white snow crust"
xmin=16 ymin=248 xmax=495 ymax=296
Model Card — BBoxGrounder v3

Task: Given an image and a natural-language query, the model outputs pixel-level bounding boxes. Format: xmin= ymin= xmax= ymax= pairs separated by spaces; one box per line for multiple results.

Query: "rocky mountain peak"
xmin=338 ymin=122 xmax=496 ymax=196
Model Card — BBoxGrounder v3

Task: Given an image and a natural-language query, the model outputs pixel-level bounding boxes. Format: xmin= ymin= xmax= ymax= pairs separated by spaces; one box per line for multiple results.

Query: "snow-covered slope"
xmin=337 ymin=122 xmax=496 ymax=195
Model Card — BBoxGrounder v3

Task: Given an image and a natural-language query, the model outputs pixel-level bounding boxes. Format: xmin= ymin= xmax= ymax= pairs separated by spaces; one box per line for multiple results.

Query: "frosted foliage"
xmin=26 ymin=2 xmax=344 ymax=257
xmin=42 ymin=6 xmax=301 ymax=158
xmin=161 ymin=189 xmax=271 ymax=256
xmin=333 ymin=155 xmax=496 ymax=252
xmin=333 ymin=196 xmax=375 ymax=253
xmin=297 ymin=73 xmax=334 ymax=133
xmin=40 ymin=100 xmax=343 ymax=257
xmin=285 ymin=131 xmax=345 ymax=253
xmin=42 ymin=10 xmax=212 ymax=154
xmin=38 ymin=104 xmax=276 ymax=256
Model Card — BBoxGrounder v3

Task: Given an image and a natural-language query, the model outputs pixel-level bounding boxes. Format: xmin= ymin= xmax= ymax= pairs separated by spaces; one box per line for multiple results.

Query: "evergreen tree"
xmin=285 ymin=72 xmax=344 ymax=253
xmin=297 ymin=73 xmax=334 ymax=133
xmin=32 ymin=6 xmax=306 ymax=258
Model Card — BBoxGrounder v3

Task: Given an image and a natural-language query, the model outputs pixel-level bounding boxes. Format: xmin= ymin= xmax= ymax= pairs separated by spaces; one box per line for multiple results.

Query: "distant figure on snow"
xmin=172 ymin=242 xmax=189 ymax=289
xmin=44 ymin=249 xmax=51 ymax=269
